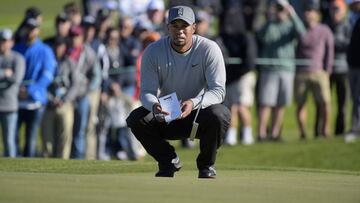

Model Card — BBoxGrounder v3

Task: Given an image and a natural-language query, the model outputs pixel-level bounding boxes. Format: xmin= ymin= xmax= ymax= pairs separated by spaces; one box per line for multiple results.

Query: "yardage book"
xmin=159 ymin=92 xmax=182 ymax=123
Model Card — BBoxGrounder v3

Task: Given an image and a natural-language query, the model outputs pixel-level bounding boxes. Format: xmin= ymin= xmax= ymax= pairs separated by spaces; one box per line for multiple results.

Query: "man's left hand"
xmin=180 ymin=100 xmax=193 ymax=119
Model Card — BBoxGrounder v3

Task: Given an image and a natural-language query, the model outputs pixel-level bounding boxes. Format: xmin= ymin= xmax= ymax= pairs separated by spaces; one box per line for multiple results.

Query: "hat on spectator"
xmin=168 ymin=5 xmax=195 ymax=25
xmin=195 ymin=10 xmax=211 ymax=23
xmin=69 ymin=25 xmax=83 ymax=37
xmin=82 ymin=15 xmax=96 ymax=27
xmin=64 ymin=2 xmax=81 ymax=14
xmin=148 ymin=0 xmax=165 ymax=11
xmin=274 ymin=0 xmax=289 ymax=6
xmin=135 ymin=18 xmax=154 ymax=31
xmin=25 ymin=7 xmax=41 ymax=19
xmin=56 ymin=12 xmax=69 ymax=24
xmin=0 ymin=29 xmax=13 ymax=41
xmin=24 ymin=18 xmax=40 ymax=29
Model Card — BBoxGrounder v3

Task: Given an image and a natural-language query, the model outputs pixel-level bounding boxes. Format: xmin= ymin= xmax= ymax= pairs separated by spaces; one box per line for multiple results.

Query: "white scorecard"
xmin=159 ymin=92 xmax=182 ymax=123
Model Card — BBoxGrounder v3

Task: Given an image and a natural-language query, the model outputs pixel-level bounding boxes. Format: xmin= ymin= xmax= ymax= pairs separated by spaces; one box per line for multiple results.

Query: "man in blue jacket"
xmin=13 ymin=18 xmax=56 ymax=157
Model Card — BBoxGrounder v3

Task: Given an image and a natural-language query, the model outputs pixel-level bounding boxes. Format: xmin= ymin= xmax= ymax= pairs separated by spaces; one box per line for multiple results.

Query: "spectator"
xmin=64 ymin=2 xmax=82 ymax=26
xmin=82 ymin=15 xmax=110 ymax=160
xmin=82 ymin=15 xmax=109 ymax=80
xmin=146 ymin=0 xmax=166 ymax=35
xmin=104 ymin=82 xmax=143 ymax=160
xmin=220 ymin=0 xmax=257 ymax=146
xmin=118 ymin=0 xmax=151 ymax=19
xmin=14 ymin=7 xmax=42 ymax=44
xmin=325 ymin=0 xmax=352 ymax=136
xmin=347 ymin=0 xmax=360 ymax=27
xmin=44 ymin=12 xmax=71 ymax=48
xmin=133 ymin=17 xmax=154 ymax=42
xmin=95 ymin=8 xmax=113 ymax=42
xmin=0 ymin=29 xmax=25 ymax=157
xmin=119 ymin=17 xmax=142 ymax=69
xmin=295 ymin=1 xmax=334 ymax=139
xmin=135 ymin=32 xmax=161 ymax=100
xmin=67 ymin=26 xmax=100 ymax=159
xmin=345 ymin=0 xmax=360 ymax=143
xmin=13 ymin=18 xmax=56 ymax=157
xmin=256 ymin=0 xmax=306 ymax=142
xmin=41 ymin=37 xmax=78 ymax=159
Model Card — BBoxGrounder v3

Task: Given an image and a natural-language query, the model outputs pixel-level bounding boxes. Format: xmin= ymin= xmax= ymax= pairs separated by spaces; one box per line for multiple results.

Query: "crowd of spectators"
xmin=0 ymin=0 xmax=360 ymax=159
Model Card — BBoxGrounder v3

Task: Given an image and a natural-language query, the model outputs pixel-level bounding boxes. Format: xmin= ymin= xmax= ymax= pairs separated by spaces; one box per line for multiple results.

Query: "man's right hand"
xmin=152 ymin=103 xmax=169 ymax=123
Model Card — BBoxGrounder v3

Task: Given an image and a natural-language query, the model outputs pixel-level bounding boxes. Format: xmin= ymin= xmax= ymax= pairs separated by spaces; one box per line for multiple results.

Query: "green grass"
xmin=1 ymin=1 xmax=360 ymax=202
xmin=0 ymin=0 xmax=81 ymax=38
xmin=0 ymin=138 xmax=359 ymax=203
xmin=1 ymin=170 xmax=359 ymax=203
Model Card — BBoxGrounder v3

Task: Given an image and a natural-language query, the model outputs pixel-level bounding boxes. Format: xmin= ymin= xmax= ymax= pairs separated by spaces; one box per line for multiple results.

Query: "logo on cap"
xmin=178 ymin=7 xmax=183 ymax=16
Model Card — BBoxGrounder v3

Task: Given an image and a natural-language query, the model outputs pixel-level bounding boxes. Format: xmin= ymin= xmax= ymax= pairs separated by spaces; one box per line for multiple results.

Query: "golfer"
xmin=126 ymin=5 xmax=230 ymax=178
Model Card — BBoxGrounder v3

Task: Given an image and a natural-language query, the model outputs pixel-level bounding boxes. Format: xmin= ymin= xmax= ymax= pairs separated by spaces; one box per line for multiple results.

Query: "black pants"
xmin=126 ymin=104 xmax=230 ymax=170
xmin=330 ymin=73 xmax=350 ymax=135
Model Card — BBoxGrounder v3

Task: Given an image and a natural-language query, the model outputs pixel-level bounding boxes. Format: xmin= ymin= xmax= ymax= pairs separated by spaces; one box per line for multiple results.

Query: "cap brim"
xmin=169 ymin=17 xmax=193 ymax=25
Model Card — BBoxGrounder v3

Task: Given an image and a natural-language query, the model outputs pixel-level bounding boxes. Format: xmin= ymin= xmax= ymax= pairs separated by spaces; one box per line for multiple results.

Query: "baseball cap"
xmin=69 ymin=25 xmax=83 ymax=37
xmin=0 ymin=29 xmax=13 ymax=41
xmin=82 ymin=15 xmax=96 ymax=27
xmin=25 ymin=7 xmax=41 ymax=19
xmin=274 ymin=0 xmax=289 ymax=6
xmin=56 ymin=12 xmax=69 ymax=24
xmin=195 ymin=10 xmax=211 ymax=23
xmin=168 ymin=6 xmax=195 ymax=25
xmin=24 ymin=18 xmax=40 ymax=29
xmin=148 ymin=0 xmax=165 ymax=11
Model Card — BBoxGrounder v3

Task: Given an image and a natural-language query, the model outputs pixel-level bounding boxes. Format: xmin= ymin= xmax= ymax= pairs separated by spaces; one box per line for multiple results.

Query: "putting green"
xmin=1 ymin=170 xmax=359 ymax=203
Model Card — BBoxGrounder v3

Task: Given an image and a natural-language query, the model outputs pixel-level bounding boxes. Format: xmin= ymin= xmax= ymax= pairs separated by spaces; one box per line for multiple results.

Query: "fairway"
xmin=1 ymin=170 xmax=359 ymax=203
xmin=0 ymin=138 xmax=360 ymax=202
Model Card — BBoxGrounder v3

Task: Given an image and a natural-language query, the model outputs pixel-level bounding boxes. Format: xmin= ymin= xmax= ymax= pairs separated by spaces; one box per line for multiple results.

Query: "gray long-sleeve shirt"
xmin=0 ymin=51 xmax=25 ymax=112
xmin=140 ymin=35 xmax=226 ymax=111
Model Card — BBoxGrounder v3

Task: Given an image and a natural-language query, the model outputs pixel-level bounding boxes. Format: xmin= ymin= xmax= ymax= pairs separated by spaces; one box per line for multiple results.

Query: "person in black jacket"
xmin=324 ymin=0 xmax=351 ymax=136
xmin=345 ymin=0 xmax=360 ymax=143
xmin=219 ymin=0 xmax=261 ymax=145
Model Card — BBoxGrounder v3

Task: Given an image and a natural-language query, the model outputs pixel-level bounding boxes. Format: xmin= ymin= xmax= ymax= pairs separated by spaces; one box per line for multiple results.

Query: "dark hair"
xmin=25 ymin=7 xmax=41 ymax=19
xmin=105 ymin=27 xmax=118 ymax=43
xmin=96 ymin=8 xmax=111 ymax=22
xmin=56 ymin=12 xmax=69 ymax=25
xmin=64 ymin=2 xmax=81 ymax=14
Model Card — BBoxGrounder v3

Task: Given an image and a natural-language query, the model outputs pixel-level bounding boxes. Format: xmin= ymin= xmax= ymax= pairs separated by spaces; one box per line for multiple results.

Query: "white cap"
xmin=148 ymin=0 xmax=165 ymax=11
xmin=0 ymin=29 xmax=13 ymax=41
